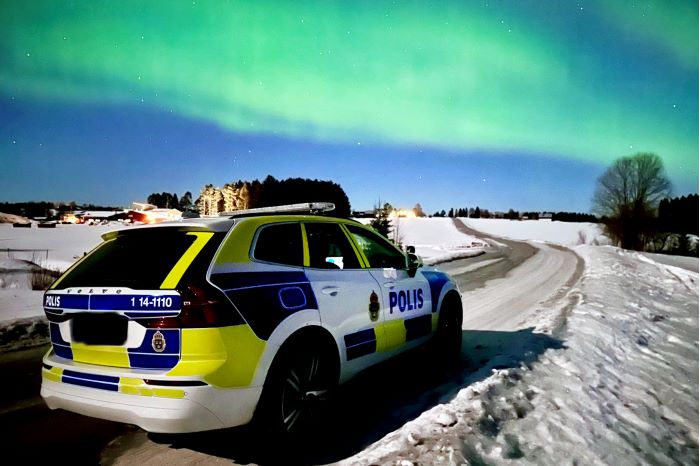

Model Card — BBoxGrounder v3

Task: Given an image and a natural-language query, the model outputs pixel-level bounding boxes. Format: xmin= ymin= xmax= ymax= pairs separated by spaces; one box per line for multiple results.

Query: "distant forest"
xmin=248 ymin=176 xmax=351 ymax=218
xmin=431 ymin=195 xmax=698 ymax=240
xmin=432 ymin=206 xmax=598 ymax=223
xmin=151 ymin=175 xmax=352 ymax=218
xmin=657 ymin=194 xmax=698 ymax=236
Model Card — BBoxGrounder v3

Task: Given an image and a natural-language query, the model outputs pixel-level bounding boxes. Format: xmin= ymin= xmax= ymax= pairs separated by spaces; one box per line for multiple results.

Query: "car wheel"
xmin=435 ymin=293 xmax=463 ymax=356
xmin=257 ymin=343 xmax=334 ymax=437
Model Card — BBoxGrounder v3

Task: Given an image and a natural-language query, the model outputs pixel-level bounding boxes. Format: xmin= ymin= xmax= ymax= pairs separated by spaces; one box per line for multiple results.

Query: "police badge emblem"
xmin=368 ymin=291 xmax=380 ymax=322
xmin=152 ymin=330 xmax=166 ymax=353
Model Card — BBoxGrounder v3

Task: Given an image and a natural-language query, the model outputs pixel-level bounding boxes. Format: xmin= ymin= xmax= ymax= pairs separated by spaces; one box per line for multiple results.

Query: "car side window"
xmin=253 ymin=223 xmax=304 ymax=267
xmin=345 ymin=224 xmax=406 ymax=269
xmin=304 ymin=223 xmax=361 ymax=269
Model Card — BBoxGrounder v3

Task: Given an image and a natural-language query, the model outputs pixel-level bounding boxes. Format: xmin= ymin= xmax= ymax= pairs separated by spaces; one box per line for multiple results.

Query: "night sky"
xmin=1 ymin=1 xmax=697 ymax=213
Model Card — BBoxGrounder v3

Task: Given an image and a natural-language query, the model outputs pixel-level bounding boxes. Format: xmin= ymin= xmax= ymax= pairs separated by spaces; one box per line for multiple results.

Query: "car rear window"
xmin=55 ymin=229 xmax=222 ymax=290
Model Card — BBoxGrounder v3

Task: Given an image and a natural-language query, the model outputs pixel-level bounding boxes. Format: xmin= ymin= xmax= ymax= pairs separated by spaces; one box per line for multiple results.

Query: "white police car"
xmin=41 ymin=203 xmax=462 ymax=434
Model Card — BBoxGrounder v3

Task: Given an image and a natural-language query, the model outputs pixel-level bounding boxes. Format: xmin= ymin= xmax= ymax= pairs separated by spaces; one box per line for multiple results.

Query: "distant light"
xmin=389 ymin=209 xmax=417 ymax=219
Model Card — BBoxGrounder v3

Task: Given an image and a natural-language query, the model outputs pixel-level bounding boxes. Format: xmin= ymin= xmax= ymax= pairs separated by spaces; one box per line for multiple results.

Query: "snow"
xmin=459 ymin=218 xmax=610 ymax=246
xmin=356 ymin=217 xmax=488 ymax=265
xmin=460 ymin=243 xmax=580 ymax=331
xmin=640 ymin=251 xmax=699 ymax=273
xmin=0 ymin=223 xmax=121 ymax=272
xmin=0 ymin=223 xmax=125 ymax=349
xmin=0 ymin=212 xmax=30 ymax=224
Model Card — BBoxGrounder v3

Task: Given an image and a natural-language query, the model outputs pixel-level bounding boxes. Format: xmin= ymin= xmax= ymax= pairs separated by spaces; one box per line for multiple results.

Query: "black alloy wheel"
xmin=259 ymin=344 xmax=334 ymax=437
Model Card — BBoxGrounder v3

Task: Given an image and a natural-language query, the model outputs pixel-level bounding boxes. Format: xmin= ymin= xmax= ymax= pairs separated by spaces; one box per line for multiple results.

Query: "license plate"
xmin=71 ymin=313 xmax=128 ymax=345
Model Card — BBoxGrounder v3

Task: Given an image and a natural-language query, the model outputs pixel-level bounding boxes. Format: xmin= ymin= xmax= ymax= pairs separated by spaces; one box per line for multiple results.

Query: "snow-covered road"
xmin=459 ymin=243 xmax=581 ymax=332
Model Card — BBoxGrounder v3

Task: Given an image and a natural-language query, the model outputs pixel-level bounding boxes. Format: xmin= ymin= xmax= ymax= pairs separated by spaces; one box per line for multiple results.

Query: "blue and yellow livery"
xmin=41 ymin=203 xmax=462 ymax=435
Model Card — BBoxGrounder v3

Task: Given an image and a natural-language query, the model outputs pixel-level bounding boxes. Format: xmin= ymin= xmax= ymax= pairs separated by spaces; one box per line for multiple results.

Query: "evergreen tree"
xmin=179 ymin=192 xmax=193 ymax=212
xmin=370 ymin=202 xmax=393 ymax=238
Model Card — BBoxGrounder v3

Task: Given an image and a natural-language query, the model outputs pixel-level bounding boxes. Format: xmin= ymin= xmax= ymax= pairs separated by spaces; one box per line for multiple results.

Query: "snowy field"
xmin=357 ymin=217 xmax=487 ymax=264
xmin=0 ymin=223 xmax=123 ymax=325
xmin=394 ymin=217 xmax=488 ymax=264
xmin=0 ymin=222 xmax=120 ymax=272
xmin=459 ymin=217 xmax=610 ymax=246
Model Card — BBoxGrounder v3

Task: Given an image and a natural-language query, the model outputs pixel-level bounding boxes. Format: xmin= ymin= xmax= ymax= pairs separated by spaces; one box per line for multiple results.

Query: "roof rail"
xmin=219 ymin=202 xmax=336 ymax=218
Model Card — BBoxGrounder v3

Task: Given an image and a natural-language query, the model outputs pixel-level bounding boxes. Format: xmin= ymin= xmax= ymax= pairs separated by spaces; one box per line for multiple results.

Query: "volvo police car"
xmin=40 ymin=203 xmax=463 ymax=434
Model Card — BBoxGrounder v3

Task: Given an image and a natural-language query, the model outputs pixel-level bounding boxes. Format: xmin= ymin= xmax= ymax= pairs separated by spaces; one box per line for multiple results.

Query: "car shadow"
xmin=149 ymin=328 xmax=565 ymax=465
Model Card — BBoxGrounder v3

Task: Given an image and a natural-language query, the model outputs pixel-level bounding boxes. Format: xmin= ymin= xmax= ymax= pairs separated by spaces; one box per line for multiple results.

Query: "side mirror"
xmin=406 ymin=245 xmax=416 ymax=254
xmin=407 ymin=252 xmax=423 ymax=277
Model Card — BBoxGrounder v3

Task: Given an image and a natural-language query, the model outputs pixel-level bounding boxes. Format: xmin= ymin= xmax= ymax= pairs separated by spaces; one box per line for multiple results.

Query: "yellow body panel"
xmin=160 ymin=232 xmax=214 ymax=289
xmin=431 ymin=313 xmax=439 ymax=332
xmin=375 ymin=320 xmax=406 ymax=352
xmin=71 ymin=343 xmax=130 ymax=367
xmin=167 ymin=325 xmax=266 ymax=388
xmin=41 ymin=367 xmax=63 ymax=383
xmin=119 ymin=383 xmax=185 ymax=399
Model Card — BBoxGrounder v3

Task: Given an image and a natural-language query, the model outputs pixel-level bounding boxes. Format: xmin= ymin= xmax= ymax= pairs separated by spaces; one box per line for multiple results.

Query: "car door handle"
xmin=321 ymin=286 xmax=339 ymax=296
xmin=383 ymin=282 xmax=396 ymax=289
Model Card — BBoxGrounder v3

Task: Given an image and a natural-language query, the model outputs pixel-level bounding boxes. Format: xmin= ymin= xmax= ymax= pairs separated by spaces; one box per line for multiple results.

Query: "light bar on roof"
xmin=219 ymin=202 xmax=336 ymax=217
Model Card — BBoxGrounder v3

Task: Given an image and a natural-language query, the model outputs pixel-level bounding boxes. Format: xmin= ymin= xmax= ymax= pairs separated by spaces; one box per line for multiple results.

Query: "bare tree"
xmin=593 ymin=153 xmax=671 ymax=250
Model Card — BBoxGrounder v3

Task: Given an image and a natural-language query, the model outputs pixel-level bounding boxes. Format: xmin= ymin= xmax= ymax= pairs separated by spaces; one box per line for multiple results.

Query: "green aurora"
xmin=1 ymin=0 xmax=697 ymax=183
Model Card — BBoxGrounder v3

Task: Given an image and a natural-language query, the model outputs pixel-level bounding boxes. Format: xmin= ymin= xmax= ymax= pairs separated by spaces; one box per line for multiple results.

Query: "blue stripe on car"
xmin=62 ymin=370 xmax=119 ymax=391
xmin=344 ymin=328 xmax=377 ymax=361
xmin=421 ymin=271 xmax=450 ymax=312
xmin=404 ymin=314 xmax=432 ymax=341
xmin=211 ymin=271 xmax=319 ymax=340
xmin=127 ymin=329 xmax=180 ymax=370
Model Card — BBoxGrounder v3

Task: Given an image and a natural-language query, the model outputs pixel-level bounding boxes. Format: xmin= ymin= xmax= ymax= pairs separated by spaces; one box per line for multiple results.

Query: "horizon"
xmin=1 ymin=1 xmax=697 ymax=214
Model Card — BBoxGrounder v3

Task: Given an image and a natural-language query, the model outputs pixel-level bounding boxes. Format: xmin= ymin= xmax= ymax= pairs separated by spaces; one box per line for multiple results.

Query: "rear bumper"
xmin=41 ymin=353 xmax=263 ymax=434
xmin=41 ymin=379 xmax=224 ymax=433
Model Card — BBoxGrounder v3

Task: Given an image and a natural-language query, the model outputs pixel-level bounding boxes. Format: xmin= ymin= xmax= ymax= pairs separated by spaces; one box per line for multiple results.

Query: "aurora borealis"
xmin=1 ymin=0 xmax=697 ymax=211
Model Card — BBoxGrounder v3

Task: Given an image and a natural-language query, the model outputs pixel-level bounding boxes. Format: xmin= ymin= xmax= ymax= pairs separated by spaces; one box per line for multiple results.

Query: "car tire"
xmin=434 ymin=293 xmax=463 ymax=357
xmin=256 ymin=341 xmax=334 ymax=438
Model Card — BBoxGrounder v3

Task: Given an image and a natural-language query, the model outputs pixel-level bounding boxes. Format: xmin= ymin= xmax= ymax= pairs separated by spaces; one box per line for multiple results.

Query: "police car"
xmin=41 ymin=202 xmax=462 ymax=434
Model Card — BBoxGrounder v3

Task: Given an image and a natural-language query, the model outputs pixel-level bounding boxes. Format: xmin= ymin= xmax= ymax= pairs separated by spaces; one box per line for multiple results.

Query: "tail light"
xmin=143 ymin=283 xmax=237 ymax=328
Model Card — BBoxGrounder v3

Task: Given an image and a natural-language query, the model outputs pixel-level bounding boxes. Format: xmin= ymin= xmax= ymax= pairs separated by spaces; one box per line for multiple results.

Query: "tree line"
xmin=149 ymin=176 xmax=351 ymax=218
xmin=431 ymin=206 xmax=598 ymax=222
xmin=146 ymin=192 xmax=194 ymax=212
xmin=249 ymin=175 xmax=351 ymax=218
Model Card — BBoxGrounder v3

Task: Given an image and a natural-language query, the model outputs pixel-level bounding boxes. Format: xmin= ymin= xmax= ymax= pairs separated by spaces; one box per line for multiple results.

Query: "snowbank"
xmin=459 ymin=218 xmax=609 ymax=246
xmin=0 ymin=212 xmax=30 ymax=224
